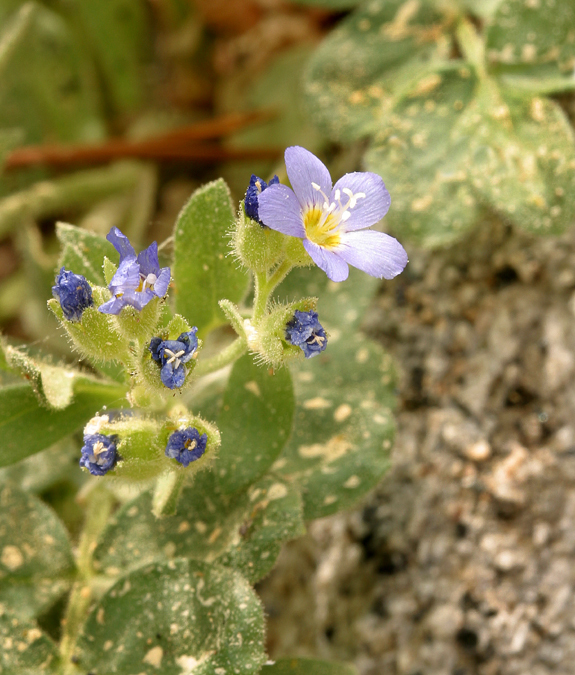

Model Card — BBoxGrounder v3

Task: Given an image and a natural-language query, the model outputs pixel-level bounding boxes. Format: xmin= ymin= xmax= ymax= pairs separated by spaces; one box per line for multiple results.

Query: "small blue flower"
xmin=285 ymin=310 xmax=327 ymax=359
xmin=79 ymin=433 xmax=118 ymax=476
xmin=244 ymin=174 xmax=280 ymax=226
xmin=149 ymin=329 xmax=198 ymax=389
xmin=98 ymin=227 xmax=171 ymax=315
xmin=258 ymin=146 xmax=408 ymax=282
xmin=52 ymin=268 xmax=93 ymax=322
xmin=165 ymin=427 xmax=207 ymax=467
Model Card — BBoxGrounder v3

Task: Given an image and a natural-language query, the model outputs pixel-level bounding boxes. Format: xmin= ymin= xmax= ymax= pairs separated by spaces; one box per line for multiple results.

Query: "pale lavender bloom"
xmin=257 ymin=146 xmax=408 ymax=282
xmin=98 ymin=228 xmax=171 ymax=315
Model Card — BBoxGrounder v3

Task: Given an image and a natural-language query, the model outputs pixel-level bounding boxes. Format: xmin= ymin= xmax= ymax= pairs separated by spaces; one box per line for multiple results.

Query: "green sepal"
xmin=232 ymin=203 xmax=286 ymax=273
xmin=134 ymin=314 xmax=201 ymax=397
xmin=82 ymin=414 xmax=165 ymax=482
xmin=48 ymin=287 xmax=128 ymax=365
xmin=103 ymin=256 xmax=117 ymax=285
xmin=253 ymin=297 xmax=319 ymax=367
xmin=112 ymin=295 xmax=165 ymax=344
xmin=159 ymin=409 xmax=221 ymax=477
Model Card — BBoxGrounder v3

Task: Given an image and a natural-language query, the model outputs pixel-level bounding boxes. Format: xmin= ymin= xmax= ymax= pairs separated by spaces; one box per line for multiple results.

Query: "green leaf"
xmin=0 ymin=438 xmax=78 ymax=494
xmin=63 ymin=0 xmax=151 ymax=114
xmin=0 ymin=380 xmax=126 ymax=467
xmin=173 ymin=179 xmax=249 ymax=336
xmin=0 ymin=481 xmax=75 ymax=620
xmin=277 ymin=330 xmax=395 ymax=520
xmin=276 ymin=265 xmax=380 ymax=334
xmin=496 ymin=62 xmax=575 ymax=94
xmin=366 ymin=64 xmax=481 ymax=248
xmin=262 ymin=657 xmax=358 ymax=675
xmin=0 ymin=2 xmax=105 ymax=145
xmin=77 ymin=559 xmax=266 ymax=675
xmin=0 ymin=605 xmax=59 ymax=675
xmin=462 ymin=84 xmax=575 ymax=235
xmin=217 ymin=354 xmax=294 ymax=494
xmin=304 ymin=0 xmax=447 ymax=141
xmin=56 ymin=221 xmax=117 ymax=286
xmin=93 ymin=473 xmax=304 ymax=584
xmin=0 ymin=340 xmax=119 ymax=409
xmin=486 ymin=0 xmax=575 ymax=73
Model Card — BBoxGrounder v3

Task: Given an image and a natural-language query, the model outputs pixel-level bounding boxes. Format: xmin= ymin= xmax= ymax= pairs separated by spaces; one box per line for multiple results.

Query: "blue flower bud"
xmin=244 ymin=174 xmax=279 ymax=226
xmin=79 ymin=433 xmax=118 ymax=476
xmin=51 ymin=268 xmax=93 ymax=322
xmin=285 ymin=310 xmax=327 ymax=359
xmin=165 ymin=427 xmax=207 ymax=467
xmin=148 ymin=329 xmax=198 ymax=389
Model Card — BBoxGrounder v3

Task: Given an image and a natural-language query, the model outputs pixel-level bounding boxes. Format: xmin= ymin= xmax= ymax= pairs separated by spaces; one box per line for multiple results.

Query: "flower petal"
xmin=333 ymin=172 xmax=391 ymax=232
xmin=337 ymin=230 xmax=408 ymax=279
xmin=119 ymin=288 xmax=156 ymax=311
xmin=98 ymin=296 xmax=127 ymax=315
xmin=153 ymin=267 xmax=171 ymax=297
xmin=258 ymin=184 xmax=306 ymax=237
xmin=109 ymin=259 xmax=140 ymax=294
xmin=285 ymin=146 xmax=332 ymax=210
xmin=107 ymin=227 xmax=136 ymax=262
xmin=161 ymin=363 xmax=186 ymax=389
xmin=303 ymin=239 xmax=349 ymax=282
xmin=137 ymin=241 xmax=160 ymax=277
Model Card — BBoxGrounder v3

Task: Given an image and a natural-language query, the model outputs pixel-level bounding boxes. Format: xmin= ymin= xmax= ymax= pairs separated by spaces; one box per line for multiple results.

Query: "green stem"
xmin=59 ymin=485 xmax=115 ymax=674
xmin=253 ymin=259 xmax=294 ymax=322
xmin=152 ymin=470 xmax=186 ymax=518
xmin=456 ymin=17 xmax=487 ymax=77
xmin=0 ymin=161 xmax=144 ymax=237
xmin=193 ymin=336 xmax=247 ymax=379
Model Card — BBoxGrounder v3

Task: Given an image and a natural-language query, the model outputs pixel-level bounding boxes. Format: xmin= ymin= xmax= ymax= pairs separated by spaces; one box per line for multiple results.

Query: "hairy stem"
xmin=59 ymin=485 xmax=115 ymax=674
xmin=193 ymin=336 xmax=247 ymax=379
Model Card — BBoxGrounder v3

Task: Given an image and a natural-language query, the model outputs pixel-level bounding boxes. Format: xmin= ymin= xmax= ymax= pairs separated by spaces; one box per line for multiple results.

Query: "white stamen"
xmin=307 ymin=335 xmax=326 ymax=345
xmin=141 ymin=273 xmax=158 ymax=291
xmin=164 ymin=348 xmax=186 ymax=368
xmin=311 ymin=182 xmax=321 ymax=191
xmin=92 ymin=441 xmax=106 ymax=457
xmin=334 ymin=189 xmax=341 ymax=201
xmin=342 ymin=188 xmax=354 ymax=198
xmin=341 ymin=211 xmax=351 ymax=221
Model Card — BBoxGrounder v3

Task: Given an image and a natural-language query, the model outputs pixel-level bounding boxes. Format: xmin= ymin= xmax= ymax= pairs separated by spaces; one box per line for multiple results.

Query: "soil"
xmin=258 ymin=215 xmax=575 ymax=675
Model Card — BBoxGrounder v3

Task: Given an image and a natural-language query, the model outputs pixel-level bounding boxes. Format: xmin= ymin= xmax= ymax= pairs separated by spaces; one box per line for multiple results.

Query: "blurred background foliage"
xmin=1 ymin=0 xmax=574 ymax=346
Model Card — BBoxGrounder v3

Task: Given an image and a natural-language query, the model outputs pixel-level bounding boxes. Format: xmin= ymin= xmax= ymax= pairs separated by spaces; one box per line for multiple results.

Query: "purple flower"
xmin=257 ymin=146 xmax=408 ymax=282
xmin=149 ymin=329 xmax=198 ymax=389
xmin=52 ymin=268 xmax=93 ymax=322
xmin=165 ymin=427 xmax=207 ymax=467
xmin=98 ymin=227 xmax=171 ymax=315
xmin=285 ymin=310 xmax=327 ymax=359
xmin=79 ymin=433 xmax=118 ymax=476
xmin=244 ymin=174 xmax=279 ymax=226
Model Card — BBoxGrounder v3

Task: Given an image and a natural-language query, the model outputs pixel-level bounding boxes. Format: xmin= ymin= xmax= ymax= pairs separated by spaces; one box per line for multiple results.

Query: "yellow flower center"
xmin=303 ymin=184 xmax=367 ymax=250
xmin=304 ymin=208 xmax=341 ymax=250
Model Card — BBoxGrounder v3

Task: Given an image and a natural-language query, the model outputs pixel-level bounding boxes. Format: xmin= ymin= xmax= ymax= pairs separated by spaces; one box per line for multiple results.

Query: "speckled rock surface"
xmin=258 ymin=216 xmax=575 ymax=675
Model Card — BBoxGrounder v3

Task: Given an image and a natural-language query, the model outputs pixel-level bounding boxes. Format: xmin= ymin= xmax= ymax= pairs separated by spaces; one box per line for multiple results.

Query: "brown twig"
xmin=4 ymin=110 xmax=280 ymax=170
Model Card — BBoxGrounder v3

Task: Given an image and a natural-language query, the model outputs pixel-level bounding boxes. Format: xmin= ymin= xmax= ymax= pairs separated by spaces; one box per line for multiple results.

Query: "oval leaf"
xmin=173 ymin=179 xmax=249 ymax=336
xmin=77 ymin=559 xmax=266 ymax=675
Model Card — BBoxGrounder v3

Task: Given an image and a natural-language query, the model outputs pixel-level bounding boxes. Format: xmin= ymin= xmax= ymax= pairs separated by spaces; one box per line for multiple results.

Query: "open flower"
xmin=149 ymin=329 xmax=198 ymax=389
xmin=285 ymin=310 xmax=327 ymax=359
xmin=165 ymin=427 xmax=207 ymax=467
xmin=258 ymin=146 xmax=408 ymax=282
xmin=52 ymin=268 xmax=93 ymax=322
xmin=79 ymin=433 xmax=118 ymax=476
xmin=244 ymin=174 xmax=279 ymax=226
xmin=98 ymin=227 xmax=171 ymax=315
